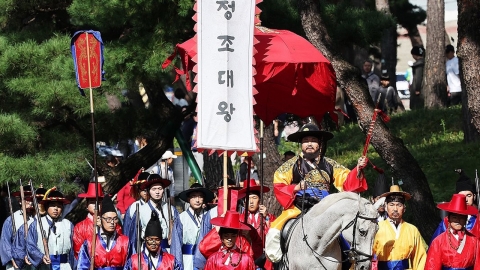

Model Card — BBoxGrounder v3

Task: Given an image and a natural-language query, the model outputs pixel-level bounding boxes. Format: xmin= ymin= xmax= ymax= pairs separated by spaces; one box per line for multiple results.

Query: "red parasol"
xmin=162 ymin=26 xmax=337 ymax=124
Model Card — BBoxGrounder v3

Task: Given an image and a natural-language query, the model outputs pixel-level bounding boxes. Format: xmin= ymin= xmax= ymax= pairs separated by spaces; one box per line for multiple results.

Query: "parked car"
xmin=396 ymin=73 xmax=410 ymax=99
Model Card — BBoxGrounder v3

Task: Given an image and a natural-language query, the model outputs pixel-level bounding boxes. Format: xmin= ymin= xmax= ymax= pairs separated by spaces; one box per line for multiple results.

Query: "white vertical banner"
xmin=196 ymin=0 xmax=257 ymax=152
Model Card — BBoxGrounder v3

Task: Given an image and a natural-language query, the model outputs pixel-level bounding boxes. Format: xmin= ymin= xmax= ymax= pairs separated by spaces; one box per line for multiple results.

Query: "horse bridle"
xmin=300 ymin=208 xmax=377 ymax=268
xmin=342 ymin=211 xmax=378 ymax=263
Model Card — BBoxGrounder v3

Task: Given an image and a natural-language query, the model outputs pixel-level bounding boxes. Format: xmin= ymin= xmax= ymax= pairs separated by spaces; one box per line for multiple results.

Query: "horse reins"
xmin=298 ymin=187 xmax=377 ymax=268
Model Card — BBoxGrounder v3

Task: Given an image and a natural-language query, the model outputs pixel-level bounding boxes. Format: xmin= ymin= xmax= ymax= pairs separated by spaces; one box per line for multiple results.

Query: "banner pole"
xmin=223 ymin=152 xmax=228 ymax=215
xmin=85 ymin=32 xmax=98 ymax=270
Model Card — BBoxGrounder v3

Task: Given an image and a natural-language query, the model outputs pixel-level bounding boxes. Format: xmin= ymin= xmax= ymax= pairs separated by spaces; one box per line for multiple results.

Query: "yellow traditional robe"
xmin=270 ymin=155 xmax=365 ymax=230
xmin=373 ymin=219 xmax=427 ymax=270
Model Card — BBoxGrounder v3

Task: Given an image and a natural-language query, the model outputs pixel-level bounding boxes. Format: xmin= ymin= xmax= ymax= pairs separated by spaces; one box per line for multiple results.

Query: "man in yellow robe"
xmin=265 ymin=123 xmax=368 ymax=263
xmin=373 ymin=185 xmax=427 ymax=270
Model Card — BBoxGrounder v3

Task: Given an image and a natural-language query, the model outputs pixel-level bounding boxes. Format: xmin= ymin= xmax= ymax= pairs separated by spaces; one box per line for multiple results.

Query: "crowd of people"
xmin=362 ymin=44 xmax=461 ymax=112
xmin=1 ymin=121 xmax=478 ymax=270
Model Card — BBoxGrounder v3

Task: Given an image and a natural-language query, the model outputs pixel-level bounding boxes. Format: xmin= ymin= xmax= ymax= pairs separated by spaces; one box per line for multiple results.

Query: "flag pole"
xmin=244 ymin=156 xmax=252 ymax=223
xmin=223 ymin=152 xmax=228 ymax=215
xmin=259 ymin=120 xmax=265 ymax=247
xmin=85 ymin=32 xmax=99 ymax=270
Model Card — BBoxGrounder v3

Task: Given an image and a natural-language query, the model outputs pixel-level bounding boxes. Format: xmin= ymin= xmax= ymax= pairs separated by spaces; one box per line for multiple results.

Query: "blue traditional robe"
xmin=26 ymin=216 xmax=74 ymax=270
xmin=1 ymin=210 xmax=34 ymax=270
xmin=430 ymin=215 xmax=477 ymax=245
xmin=128 ymin=201 xmax=178 ymax=254
xmin=123 ymin=199 xmax=147 ymax=242
xmin=170 ymin=208 xmax=211 ymax=270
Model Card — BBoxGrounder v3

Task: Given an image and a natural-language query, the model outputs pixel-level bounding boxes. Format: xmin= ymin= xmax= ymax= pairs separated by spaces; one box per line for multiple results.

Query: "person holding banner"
xmin=265 ymin=123 xmax=368 ymax=263
xmin=26 ymin=188 xmax=74 ymax=270
xmin=125 ymin=212 xmax=183 ymax=270
xmin=1 ymin=185 xmax=34 ymax=270
xmin=204 ymin=211 xmax=255 ymax=270
xmin=73 ymin=182 xmax=112 ymax=259
xmin=171 ymin=183 xmax=214 ymax=270
xmin=133 ymin=174 xmax=178 ymax=252
xmin=77 ymin=195 xmax=130 ymax=270
xmin=240 ymin=179 xmax=275 ymax=241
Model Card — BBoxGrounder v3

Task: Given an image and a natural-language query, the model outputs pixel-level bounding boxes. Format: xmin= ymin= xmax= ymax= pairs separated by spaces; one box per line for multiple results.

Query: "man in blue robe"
xmin=171 ymin=183 xmax=214 ymax=270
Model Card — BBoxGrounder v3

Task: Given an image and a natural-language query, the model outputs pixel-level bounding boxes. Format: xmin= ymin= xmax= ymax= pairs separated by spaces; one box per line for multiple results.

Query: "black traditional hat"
xmin=35 ymin=187 xmax=47 ymax=198
xmin=141 ymin=173 xmax=171 ymax=190
xmin=179 ymin=183 xmax=215 ymax=203
xmin=12 ymin=185 xmax=33 ymax=197
xmin=373 ymin=173 xmax=389 ymax=198
xmin=455 ymin=169 xmax=475 ymax=193
xmin=40 ymin=188 xmax=70 ymax=205
xmin=144 ymin=211 xmax=162 ymax=238
xmin=130 ymin=170 xmax=150 ymax=187
xmin=101 ymin=194 xmax=117 ymax=215
xmin=287 ymin=123 xmax=334 ymax=143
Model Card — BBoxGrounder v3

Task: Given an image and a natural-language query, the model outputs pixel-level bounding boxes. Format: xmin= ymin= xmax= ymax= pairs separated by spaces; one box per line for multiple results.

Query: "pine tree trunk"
xmin=202 ymin=151 xmax=234 ymax=191
xmin=406 ymin=25 xmax=424 ymax=48
xmin=257 ymin=124 xmax=284 ymax=217
xmin=297 ymin=0 xmax=439 ymax=239
xmin=458 ymin=0 xmax=480 ymax=142
xmin=422 ymin=0 xmax=447 ymax=108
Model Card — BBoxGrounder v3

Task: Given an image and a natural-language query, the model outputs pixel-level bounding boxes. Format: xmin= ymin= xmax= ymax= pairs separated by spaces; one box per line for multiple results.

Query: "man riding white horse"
xmin=265 ymin=122 xmax=368 ymax=263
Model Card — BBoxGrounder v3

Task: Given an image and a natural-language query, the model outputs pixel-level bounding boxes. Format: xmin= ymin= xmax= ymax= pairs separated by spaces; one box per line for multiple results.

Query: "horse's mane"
xmin=307 ymin=192 xmax=372 ymax=217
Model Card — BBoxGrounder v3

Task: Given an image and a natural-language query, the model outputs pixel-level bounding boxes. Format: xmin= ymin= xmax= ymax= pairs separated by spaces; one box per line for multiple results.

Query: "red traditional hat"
xmin=211 ymin=211 xmax=251 ymax=230
xmin=78 ymin=183 xmax=104 ymax=199
xmin=240 ymin=179 xmax=270 ymax=193
xmin=437 ymin=194 xmax=478 ymax=216
xmin=217 ymin=186 xmax=247 ymax=216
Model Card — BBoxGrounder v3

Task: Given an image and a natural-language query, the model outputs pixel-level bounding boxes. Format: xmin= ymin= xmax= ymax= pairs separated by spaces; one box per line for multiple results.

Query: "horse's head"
xmin=341 ymin=196 xmax=379 ymax=270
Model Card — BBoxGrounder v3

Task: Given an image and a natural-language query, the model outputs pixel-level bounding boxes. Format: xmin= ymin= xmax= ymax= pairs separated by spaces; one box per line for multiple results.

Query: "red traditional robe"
xmin=77 ymin=232 xmax=130 ymax=270
xmin=117 ymin=183 xmax=135 ymax=215
xmin=199 ymin=229 xmax=255 ymax=259
xmin=242 ymin=212 xmax=276 ymax=241
xmin=426 ymin=230 xmax=480 ymax=270
xmin=129 ymin=252 xmax=176 ymax=270
xmin=73 ymin=214 xmax=122 ymax=258
xmin=204 ymin=246 xmax=255 ymax=270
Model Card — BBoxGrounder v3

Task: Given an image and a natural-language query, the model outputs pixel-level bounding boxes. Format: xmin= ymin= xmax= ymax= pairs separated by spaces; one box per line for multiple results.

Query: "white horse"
xmin=279 ymin=192 xmax=378 ymax=270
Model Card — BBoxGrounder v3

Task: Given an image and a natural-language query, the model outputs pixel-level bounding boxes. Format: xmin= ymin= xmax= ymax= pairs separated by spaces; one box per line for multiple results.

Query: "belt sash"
xmin=377 ymin=259 xmax=409 ymax=270
xmin=49 ymin=254 xmax=68 ymax=270
xmin=182 ymin=244 xmax=197 ymax=255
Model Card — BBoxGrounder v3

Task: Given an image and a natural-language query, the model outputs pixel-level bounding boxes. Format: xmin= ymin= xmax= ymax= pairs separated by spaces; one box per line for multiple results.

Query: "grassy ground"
xmin=280 ymin=105 xmax=480 ymax=203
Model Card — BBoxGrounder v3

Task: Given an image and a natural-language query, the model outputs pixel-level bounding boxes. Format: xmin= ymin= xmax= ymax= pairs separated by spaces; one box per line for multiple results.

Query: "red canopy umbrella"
xmin=162 ymin=26 xmax=337 ymax=124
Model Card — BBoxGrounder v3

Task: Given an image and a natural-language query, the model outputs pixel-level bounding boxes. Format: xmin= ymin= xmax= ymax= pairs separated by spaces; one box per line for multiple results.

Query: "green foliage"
xmin=260 ymin=0 xmax=395 ymax=48
xmin=0 ymin=0 xmax=195 ymax=189
xmin=327 ymin=106 xmax=474 ymax=203
xmin=321 ymin=0 xmax=395 ymax=47
xmin=389 ymin=0 xmax=427 ymax=28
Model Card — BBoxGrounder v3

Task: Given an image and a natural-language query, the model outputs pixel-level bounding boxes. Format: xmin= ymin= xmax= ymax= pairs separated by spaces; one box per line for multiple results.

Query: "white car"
xmin=396 ymin=73 xmax=410 ymax=99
